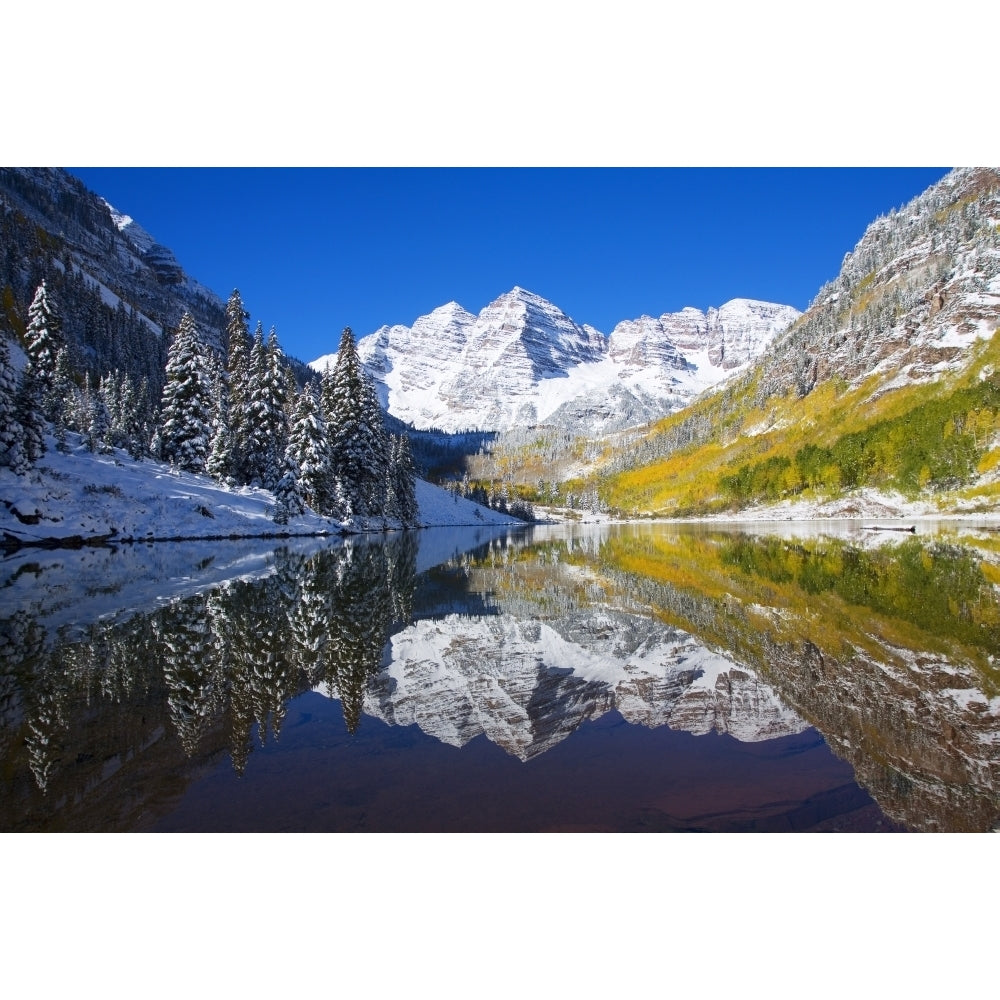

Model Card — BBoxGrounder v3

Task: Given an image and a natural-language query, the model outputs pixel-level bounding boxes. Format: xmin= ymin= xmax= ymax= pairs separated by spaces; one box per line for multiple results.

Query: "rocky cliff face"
xmin=0 ymin=168 xmax=226 ymax=349
xmin=609 ymin=299 xmax=800 ymax=373
xmin=763 ymin=167 xmax=1000 ymax=399
xmin=312 ymin=286 xmax=800 ymax=435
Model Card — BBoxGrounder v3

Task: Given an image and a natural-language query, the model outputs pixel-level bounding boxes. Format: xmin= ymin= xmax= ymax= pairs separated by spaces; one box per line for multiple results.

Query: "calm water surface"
xmin=3 ymin=520 xmax=999 ymax=832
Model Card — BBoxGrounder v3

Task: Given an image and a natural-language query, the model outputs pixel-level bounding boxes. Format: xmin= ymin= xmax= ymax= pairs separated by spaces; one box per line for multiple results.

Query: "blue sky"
xmin=66 ymin=167 xmax=952 ymax=365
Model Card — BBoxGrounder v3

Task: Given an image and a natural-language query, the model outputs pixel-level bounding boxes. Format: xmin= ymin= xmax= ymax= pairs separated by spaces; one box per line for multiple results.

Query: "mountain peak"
xmin=424 ymin=300 xmax=476 ymax=326
xmin=494 ymin=285 xmax=552 ymax=306
xmin=313 ymin=287 xmax=797 ymax=434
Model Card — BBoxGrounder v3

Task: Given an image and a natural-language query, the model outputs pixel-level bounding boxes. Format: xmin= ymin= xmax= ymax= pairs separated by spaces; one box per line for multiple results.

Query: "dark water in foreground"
xmin=3 ymin=521 xmax=998 ymax=832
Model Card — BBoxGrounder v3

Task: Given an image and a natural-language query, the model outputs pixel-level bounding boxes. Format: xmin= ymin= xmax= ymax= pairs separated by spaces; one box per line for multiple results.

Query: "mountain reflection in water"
xmin=2 ymin=522 xmax=998 ymax=832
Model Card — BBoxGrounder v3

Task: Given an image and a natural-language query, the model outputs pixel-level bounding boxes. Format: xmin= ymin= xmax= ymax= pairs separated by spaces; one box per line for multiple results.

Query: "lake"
xmin=2 ymin=520 xmax=998 ymax=832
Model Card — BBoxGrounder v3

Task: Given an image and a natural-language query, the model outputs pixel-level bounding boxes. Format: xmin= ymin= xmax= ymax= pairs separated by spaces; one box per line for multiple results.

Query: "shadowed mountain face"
xmin=0 ymin=167 xmax=226 ymax=351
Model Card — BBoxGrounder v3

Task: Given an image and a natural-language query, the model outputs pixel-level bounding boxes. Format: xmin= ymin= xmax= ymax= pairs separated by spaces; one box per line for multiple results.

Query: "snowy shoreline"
xmin=6 ymin=435 xmax=999 ymax=556
xmin=1 ymin=434 xmax=524 ymax=554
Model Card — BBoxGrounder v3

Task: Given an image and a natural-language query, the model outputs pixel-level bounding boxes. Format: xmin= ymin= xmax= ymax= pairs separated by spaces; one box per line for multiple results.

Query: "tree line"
xmin=1 ymin=285 xmax=418 ymax=527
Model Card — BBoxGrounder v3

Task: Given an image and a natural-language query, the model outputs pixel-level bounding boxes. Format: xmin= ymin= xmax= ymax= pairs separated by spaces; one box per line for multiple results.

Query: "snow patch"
xmin=1 ymin=431 xmax=521 ymax=548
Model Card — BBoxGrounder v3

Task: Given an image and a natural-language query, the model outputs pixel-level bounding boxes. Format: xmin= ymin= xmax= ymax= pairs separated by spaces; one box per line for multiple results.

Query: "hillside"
xmin=585 ymin=168 xmax=1000 ymax=519
xmin=0 ymin=168 xmax=315 ymax=396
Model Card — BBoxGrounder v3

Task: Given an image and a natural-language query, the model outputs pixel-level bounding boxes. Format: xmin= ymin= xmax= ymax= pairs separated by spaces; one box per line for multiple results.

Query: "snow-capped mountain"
xmin=311 ymin=286 xmax=800 ymax=435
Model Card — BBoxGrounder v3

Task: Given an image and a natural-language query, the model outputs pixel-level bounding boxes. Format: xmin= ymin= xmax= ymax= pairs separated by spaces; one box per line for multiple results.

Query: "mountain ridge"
xmin=311 ymin=286 xmax=800 ymax=435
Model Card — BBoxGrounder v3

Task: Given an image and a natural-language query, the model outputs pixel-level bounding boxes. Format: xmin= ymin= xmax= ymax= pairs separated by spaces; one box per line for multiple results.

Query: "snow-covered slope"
xmin=0 ymin=432 xmax=521 ymax=549
xmin=311 ymin=286 xmax=800 ymax=435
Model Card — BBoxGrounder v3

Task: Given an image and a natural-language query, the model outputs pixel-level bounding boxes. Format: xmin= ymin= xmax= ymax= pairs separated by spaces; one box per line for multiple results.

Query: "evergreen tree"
xmin=14 ymin=364 xmax=46 ymax=465
xmin=113 ymin=372 xmax=148 ymax=460
xmin=50 ymin=347 xmax=75 ymax=451
xmin=243 ymin=325 xmax=288 ymax=489
xmin=242 ymin=324 xmax=266 ymax=484
xmin=66 ymin=372 xmax=94 ymax=437
xmin=206 ymin=421 xmax=234 ymax=483
xmin=386 ymin=433 xmax=419 ymax=526
xmin=86 ymin=385 xmax=111 ymax=453
xmin=285 ymin=384 xmax=331 ymax=513
xmin=325 ymin=327 xmax=389 ymax=519
xmin=273 ymin=460 xmax=304 ymax=525
xmin=204 ymin=352 xmax=234 ymax=482
xmin=225 ymin=290 xmax=251 ymax=482
xmin=0 ymin=334 xmax=26 ymax=472
xmin=133 ymin=377 xmax=155 ymax=458
xmin=263 ymin=328 xmax=290 ymax=484
xmin=23 ymin=280 xmax=64 ymax=422
xmin=319 ymin=360 xmax=337 ymax=431
xmin=158 ymin=313 xmax=215 ymax=473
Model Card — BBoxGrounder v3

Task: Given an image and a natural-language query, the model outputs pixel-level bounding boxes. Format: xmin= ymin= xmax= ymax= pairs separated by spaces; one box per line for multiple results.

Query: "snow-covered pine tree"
xmin=66 ymin=372 xmax=94 ymax=438
xmin=14 ymin=362 xmax=46 ymax=465
xmin=202 ymin=351 xmax=235 ymax=483
xmin=86 ymin=383 xmax=111 ymax=453
xmin=361 ymin=365 xmax=390 ymax=503
xmin=264 ymin=328 xmax=290 ymax=485
xmin=325 ymin=326 xmax=389 ymax=519
xmin=282 ymin=365 xmax=298 ymax=428
xmin=242 ymin=324 xmax=267 ymax=485
xmin=244 ymin=325 xmax=289 ymax=489
xmin=158 ymin=312 xmax=215 ymax=473
xmin=319 ymin=360 xmax=336 ymax=427
xmin=206 ymin=421 xmax=234 ymax=483
xmin=50 ymin=347 xmax=75 ymax=451
xmin=285 ymin=383 xmax=331 ymax=514
xmin=225 ymin=290 xmax=252 ymax=483
xmin=273 ymin=460 xmax=305 ymax=525
xmin=114 ymin=372 xmax=148 ymax=460
xmin=0 ymin=334 xmax=27 ymax=473
xmin=24 ymin=280 xmax=64 ymax=423
xmin=386 ymin=433 xmax=418 ymax=526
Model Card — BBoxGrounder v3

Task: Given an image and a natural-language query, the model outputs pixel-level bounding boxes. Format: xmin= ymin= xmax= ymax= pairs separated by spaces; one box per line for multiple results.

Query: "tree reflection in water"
xmin=3 ymin=524 xmax=1000 ymax=831
xmin=0 ymin=534 xmax=419 ymax=819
